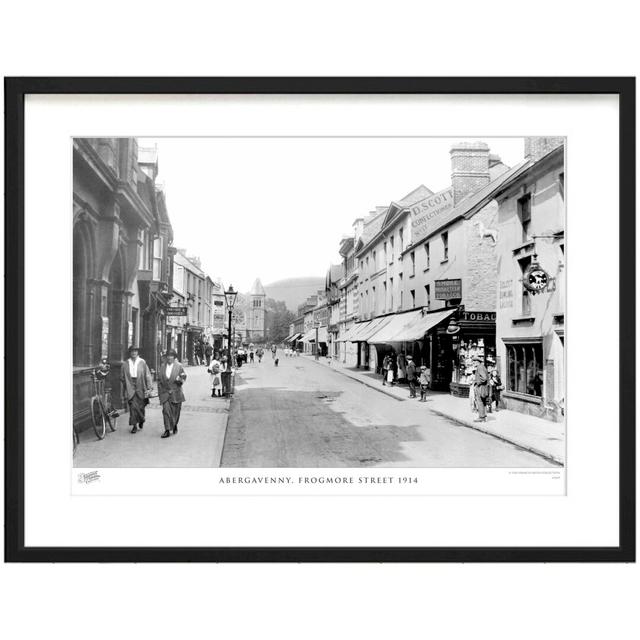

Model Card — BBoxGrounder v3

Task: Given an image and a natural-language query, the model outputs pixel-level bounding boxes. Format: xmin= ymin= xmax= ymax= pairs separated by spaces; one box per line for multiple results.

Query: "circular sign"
xmin=523 ymin=263 xmax=550 ymax=293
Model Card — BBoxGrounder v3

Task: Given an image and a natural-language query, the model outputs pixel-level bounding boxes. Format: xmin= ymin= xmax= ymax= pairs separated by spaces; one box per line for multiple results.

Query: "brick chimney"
xmin=450 ymin=142 xmax=490 ymax=205
xmin=524 ymin=137 xmax=564 ymax=162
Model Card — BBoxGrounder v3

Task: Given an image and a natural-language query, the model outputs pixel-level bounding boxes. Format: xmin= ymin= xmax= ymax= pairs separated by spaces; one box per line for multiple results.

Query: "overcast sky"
xmin=145 ymin=137 xmax=525 ymax=293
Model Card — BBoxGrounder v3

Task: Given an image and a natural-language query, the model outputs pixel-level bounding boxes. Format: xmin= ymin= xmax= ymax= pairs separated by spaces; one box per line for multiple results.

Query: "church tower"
xmin=247 ymin=277 xmax=266 ymax=342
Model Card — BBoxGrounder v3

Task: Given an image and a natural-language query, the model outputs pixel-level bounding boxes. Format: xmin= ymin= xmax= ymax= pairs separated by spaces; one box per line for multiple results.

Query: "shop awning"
xmin=355 ymin=315 xmax=395 ymax=342
xmin=366 ymin=310 xmax=423 ymax=344
xmin=300 ymin=329 xmax=316 ymax=342
xmin=391 ymin=308 xmax=456 ymax=342
xmin=337 ymin=321 xmax=370 ymax=342
xmin=289 ymin=332 xmax=303 ymax=342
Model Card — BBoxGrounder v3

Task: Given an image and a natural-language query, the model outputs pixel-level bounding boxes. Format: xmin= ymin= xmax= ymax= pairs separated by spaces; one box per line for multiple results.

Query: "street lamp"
xmin=224 ymin=285 xmax=238 ymax=363
xmin=314 ymin=320 xmax=320 ymax=360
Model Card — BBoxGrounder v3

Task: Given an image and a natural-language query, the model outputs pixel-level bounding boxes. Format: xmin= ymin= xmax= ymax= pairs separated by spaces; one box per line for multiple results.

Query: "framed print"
xmin=4 ymin=77 xmax=635 ymax=562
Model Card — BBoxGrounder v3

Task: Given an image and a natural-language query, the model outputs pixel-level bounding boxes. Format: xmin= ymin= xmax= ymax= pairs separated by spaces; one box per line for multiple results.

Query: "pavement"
xmin=73 ymin=364 xmax=229 ymax=468
xmin=306 ymin=354 xmax=565 ymax=465
xmin=220 ymin=351 xmax=556 ymax=468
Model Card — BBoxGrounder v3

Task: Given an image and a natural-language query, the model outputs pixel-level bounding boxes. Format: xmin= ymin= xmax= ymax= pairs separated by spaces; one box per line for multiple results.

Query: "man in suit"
xmin=406 ymin=354 xmax=417 ymax=398
xmin=121 ymin=346 xmax=153 ymax=434
xmin=157 ymin=349 xmax=187 ymax=439
xmin=473 ymin=355 xmax=490 ymax=422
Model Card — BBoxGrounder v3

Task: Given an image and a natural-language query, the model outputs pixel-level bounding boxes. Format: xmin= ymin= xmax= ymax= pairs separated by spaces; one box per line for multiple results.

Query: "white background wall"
xmin=1 ymin=3 xmax=638 ymax=640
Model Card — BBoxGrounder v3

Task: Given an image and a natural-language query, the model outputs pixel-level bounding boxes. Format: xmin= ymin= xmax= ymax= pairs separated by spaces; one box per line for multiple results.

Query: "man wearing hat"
xmin=405 ymin=354 xmax=417 ymax=398
xmin=418 ymin=365 xmax=431 ymax=402
xmin=120 ymin=346 xmax=153 ymax=434
xmin=473 ymin=355 xmax=489 ymax=422
xmin=157 ymin=349 xmax=187 ymax=439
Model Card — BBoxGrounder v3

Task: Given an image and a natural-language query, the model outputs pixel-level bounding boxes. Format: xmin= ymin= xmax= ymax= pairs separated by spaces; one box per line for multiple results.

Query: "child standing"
xmin=418 ymin=366 xmax=431 ymax=402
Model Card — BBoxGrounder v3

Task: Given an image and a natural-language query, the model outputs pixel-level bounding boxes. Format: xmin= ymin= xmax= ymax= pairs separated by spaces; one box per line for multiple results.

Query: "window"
xmin=505 ymin=341 xmax=543 ymax=397
xmin=410 ymin=251 xmax=415 ymax=276
xmin=399 ymin=227 xmax=404 ymax=252
xmin=383 ymin=241 xmax=387 ymax=264
xmin=138 ymin=229 xmax=149 ymax=270
xmin=372 ymin=250 xmax=377 ymax=270
xmin=425 ymin=284 xmax=431 ymax=310
xmin=173 ymin=264 xmax=185 ymax=295
xmin=365 ymin=256 xmax=369 ymax=271
xmin=383 ymin=280 xmax=387 ymax=309
xmin=389 ymin=235 xmax=394 ymax=261
xmin=372 ymin=286 xmax=376 ymax=314
xmin=519 ymin=256 xmax=532 ymax=315
xmin=410 ymin=289 xmax=416 ymax=308
xmin=424 ymin=242 xmax=430 ymax=269
xmin=441 ymin=232 xmax=449 ymax=261
xmin=389 ymin=278 xmax=393 ymax=310
xmin=152 ymin=236 xmax=162 ymax=280
xmin=518 ymin=193 xmax=532 ymax=243
xmin=400 ymin=290 xmax=403 ymax=309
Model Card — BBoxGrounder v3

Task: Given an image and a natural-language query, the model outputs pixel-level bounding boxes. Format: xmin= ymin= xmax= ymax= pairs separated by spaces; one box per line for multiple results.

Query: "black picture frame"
xmin=4 ymin=77 xmax=635 ymax=563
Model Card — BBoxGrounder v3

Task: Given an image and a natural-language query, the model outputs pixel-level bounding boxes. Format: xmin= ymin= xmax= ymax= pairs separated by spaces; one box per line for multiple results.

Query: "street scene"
xmin=73 ymin=136 xmax=565 ymax=469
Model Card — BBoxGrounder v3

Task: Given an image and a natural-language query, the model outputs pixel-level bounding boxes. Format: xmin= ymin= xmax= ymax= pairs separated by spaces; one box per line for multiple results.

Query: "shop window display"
xmin=506 ymin=343 xmax=543 ymax=397
xmin=455 ymin=337 xmax=496 ymax=384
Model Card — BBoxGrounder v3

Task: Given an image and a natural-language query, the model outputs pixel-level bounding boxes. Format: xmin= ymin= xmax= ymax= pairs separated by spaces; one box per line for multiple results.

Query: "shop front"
xmin=446 ymin=310 xmax=497 ymax=397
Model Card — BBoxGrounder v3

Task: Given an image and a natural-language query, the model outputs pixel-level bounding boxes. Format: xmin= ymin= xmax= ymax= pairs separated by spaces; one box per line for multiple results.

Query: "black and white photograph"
xmin=72 ymin=135 xmax=566 ymax=472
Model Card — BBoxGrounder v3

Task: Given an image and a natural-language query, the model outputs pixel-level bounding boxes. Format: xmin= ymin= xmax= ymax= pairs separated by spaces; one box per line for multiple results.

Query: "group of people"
xmin=381 ymin=353 xmax=431 ymax=401
xmin=120 ymin=345 xmax=187 ymax=440
xmin=469 ymin=356 xmax=503 ymax=422
xmin=283 ymin=346 xmax=299 ymax=357
xmin=193 ymin=338 xmax=215 ymax=367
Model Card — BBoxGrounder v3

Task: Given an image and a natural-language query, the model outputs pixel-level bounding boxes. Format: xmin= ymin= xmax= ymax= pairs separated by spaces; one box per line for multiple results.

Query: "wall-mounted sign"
xmin=461 ymin=311 xmax=496 ymax=323
xmin=166 ymin=306 xmax=188 ymax=316
xmin=410 ymin=186 xmax=454 ymax=243
xmin=435 ymin=278 xmax=462 ymax=300
xmin=523 ymin=258 xmax=550 ymax=294
xmin=499 ymin=279 xmax=514 ymax=308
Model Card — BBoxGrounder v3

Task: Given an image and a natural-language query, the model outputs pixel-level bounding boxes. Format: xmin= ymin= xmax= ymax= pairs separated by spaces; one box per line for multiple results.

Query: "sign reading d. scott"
xmin=410 ymin=186 xmax=454 ymax=243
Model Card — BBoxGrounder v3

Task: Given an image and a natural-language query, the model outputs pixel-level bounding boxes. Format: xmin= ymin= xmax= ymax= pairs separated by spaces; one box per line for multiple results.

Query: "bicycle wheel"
xmin=91 ymin=396 xmax=106 ymax=440
xmin=105 ymin=409 xmax=117 ymax=432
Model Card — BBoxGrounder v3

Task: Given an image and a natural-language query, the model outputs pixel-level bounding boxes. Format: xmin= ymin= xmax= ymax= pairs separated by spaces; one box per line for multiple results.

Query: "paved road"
xmin=220 ymin=353 xmax=554 ymax=468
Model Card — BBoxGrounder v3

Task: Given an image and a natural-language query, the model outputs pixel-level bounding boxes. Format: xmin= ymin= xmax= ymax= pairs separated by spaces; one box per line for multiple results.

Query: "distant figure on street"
xmin=382 ymin=354 xmax=391 ymax=386
xmin=249 ymin=348 xmax=255 ymax=363
xmin=204 ymin=342 xmax=213 ymax=367
xmin=274 ymin=356 xmax=279 ymax=367
xmin=418 ymin=366 xmax=431 ymax=402
xmin=473 ymin=356 xmax=489 ymax=423
xmin=120 ymin=345 xmax=153 ymax=434
xmin=397 ymin=351 xmax=407 ymax=385
xmin=271 ymin=344 xmax=277 ymax=359
xmin=157 ymin=349 xmax=187 ymax=439
xmin=208 ymin=356 xmax=222 ymax=397
xmin=489 ymin=367 xmax=503 ymax=413
xmin=257 ymin=347 xmax=264 ymax=363
xmin=406 ymin=355 xmax=417 ymax=398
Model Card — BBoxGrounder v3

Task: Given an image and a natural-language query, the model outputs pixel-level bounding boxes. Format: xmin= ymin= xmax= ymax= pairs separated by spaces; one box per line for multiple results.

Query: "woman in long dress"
xmin=208 ymin=354 xmax=222 ymax=397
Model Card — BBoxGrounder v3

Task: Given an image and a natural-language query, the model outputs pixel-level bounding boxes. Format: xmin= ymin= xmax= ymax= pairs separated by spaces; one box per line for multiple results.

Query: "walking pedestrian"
xmin=473 ymin=356 xmax=489 ymax=422
xmin=204 ymin=341 xmax=213 ymax=367
xmin=120 ymin=346 xmax=153 ymax=434
xmin=406 ymin=355 xmax=417 ymax=398
xmin=257 ymin=347 xmax=264 ymax=363
xmin=157 ymin=349 xmax=187 ymax=439
xmin=382 ymin=354 xmax=390 ymax=385
xmin=397 ymin=351 xmax=407 ymax=385
xmin=249 ymin=348 xmax=255 ymax=363
xmin=208 ymin=355 xmax=222 ymax=397
xmin=489 ymin=367 xmax=503 ymax=413
xmin=418 ymin=365 xmax=431 ymax=401
xmin=271 ymin=344 xmax=277 ymax=359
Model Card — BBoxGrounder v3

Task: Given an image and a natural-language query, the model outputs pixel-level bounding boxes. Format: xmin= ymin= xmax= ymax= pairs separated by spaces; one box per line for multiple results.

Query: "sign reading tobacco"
xmin=410 ymin=186 xmax=454 ymax=243
xmin=166 ymin=306 xmax=188 ymax=316
xmin=434 ymin=278 xmax=462 ymax=300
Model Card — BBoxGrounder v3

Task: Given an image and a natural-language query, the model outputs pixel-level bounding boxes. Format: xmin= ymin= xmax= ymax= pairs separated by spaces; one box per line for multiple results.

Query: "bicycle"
xmin=90 ymin=362 xmax=119 ymax=440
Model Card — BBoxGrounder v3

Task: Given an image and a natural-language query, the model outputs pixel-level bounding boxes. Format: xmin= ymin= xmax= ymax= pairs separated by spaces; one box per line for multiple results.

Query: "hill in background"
xmin=264 ymin=276 xmax=325 ymax=313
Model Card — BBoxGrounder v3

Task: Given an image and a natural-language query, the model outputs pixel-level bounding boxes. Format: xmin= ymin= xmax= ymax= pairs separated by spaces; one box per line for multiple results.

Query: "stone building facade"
xmin=73 ymin=138 xmax=174 ymax=427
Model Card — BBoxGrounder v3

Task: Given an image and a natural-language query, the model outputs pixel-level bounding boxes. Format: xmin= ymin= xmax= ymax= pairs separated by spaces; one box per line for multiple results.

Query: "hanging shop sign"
xmin=166 ymin=306 xmax=188 ymax=316
xmin=410 ymin=186 xmax=455 ymax=243
xmin=435 ymin=278 xmax=462 ymax=300
xmin=522 ymin=256 xmax=550 ymax=294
